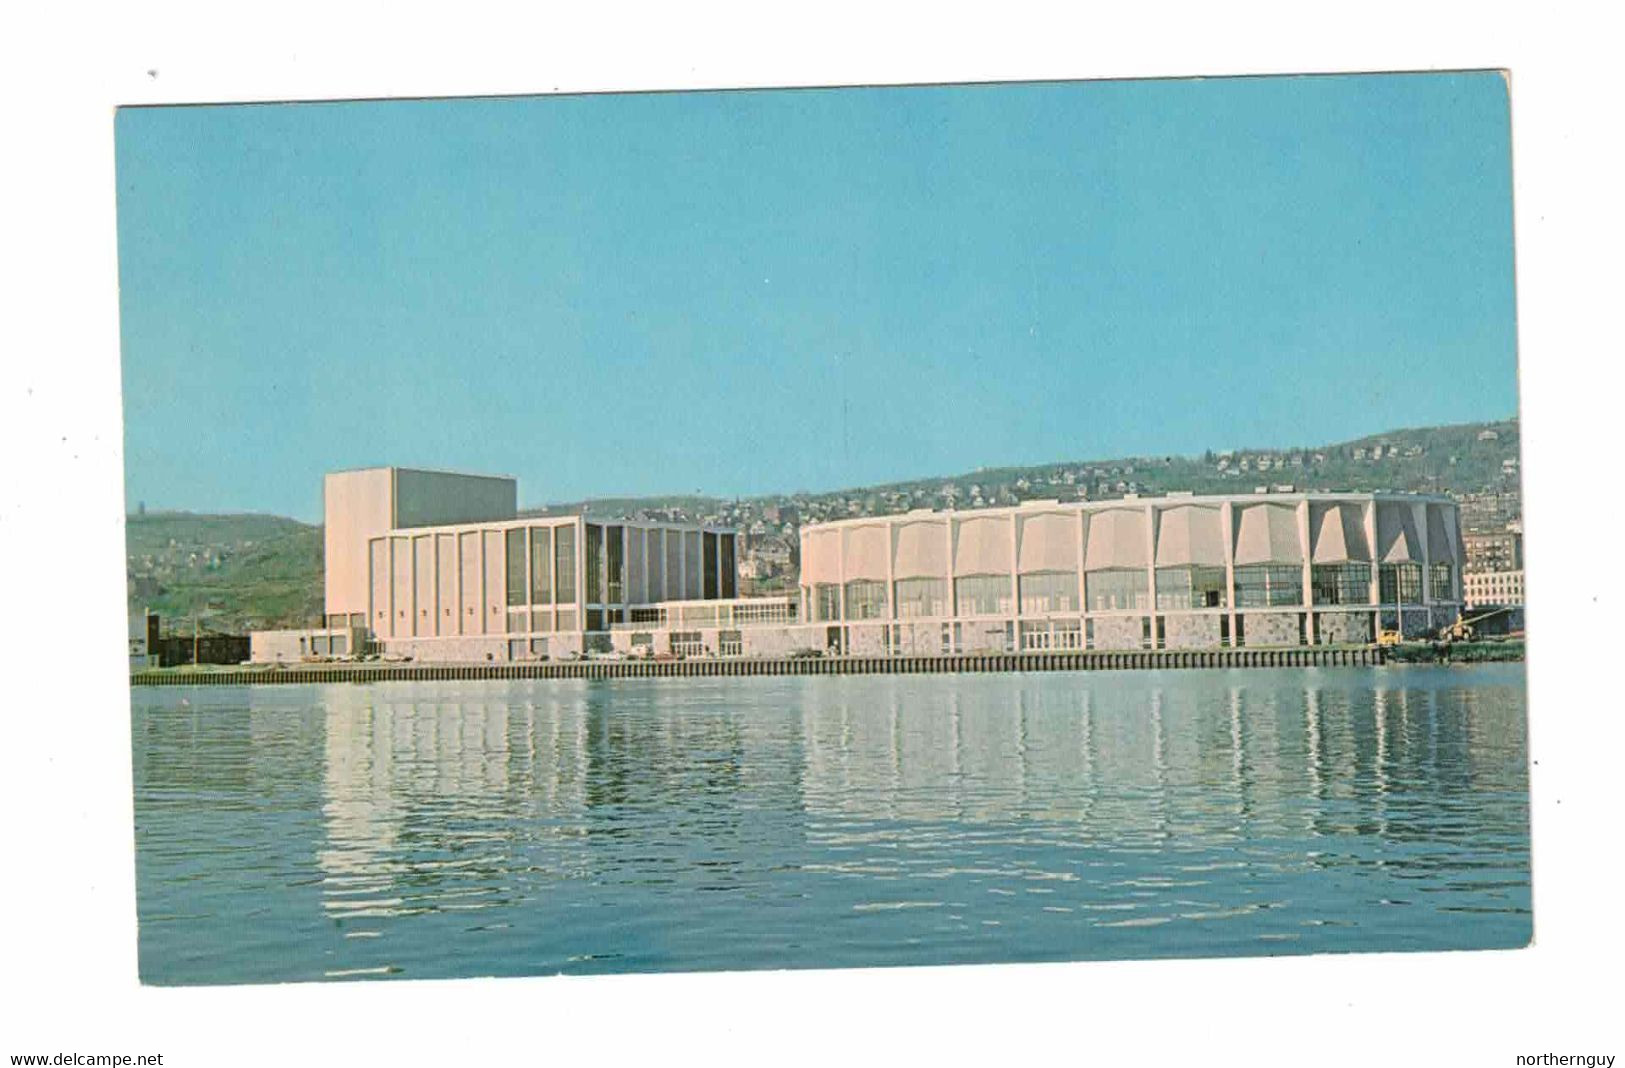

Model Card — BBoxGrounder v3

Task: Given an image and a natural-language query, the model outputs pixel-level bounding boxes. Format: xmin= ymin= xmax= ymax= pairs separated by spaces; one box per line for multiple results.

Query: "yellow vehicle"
xmin=1377 ymin=629 xmax=1404 ymax=647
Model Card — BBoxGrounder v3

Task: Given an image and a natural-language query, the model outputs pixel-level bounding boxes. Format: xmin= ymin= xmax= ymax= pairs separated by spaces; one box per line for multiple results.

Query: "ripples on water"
xmin=130 ymin=666 xmax=1531 ymax=984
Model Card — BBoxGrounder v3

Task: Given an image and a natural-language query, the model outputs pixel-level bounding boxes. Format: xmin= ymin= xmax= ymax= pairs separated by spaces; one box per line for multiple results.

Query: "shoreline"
xmin=130 ymin=641 xmax=1523 ymax=686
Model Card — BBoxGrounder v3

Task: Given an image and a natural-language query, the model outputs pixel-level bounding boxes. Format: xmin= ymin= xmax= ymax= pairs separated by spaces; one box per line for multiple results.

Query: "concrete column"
xmin=575 ymin=518 xmax=587 ymax=632
xmin=1364 ymin=499 xmax=1381 ymax=609
xmin=411 ymin=536 xmax=422 ymax=638
xmin=1221 ymin=501 xmax=1236 ymax=647
xmin=1144 ymin=503 xmax=1157 ymax=648
xmin=1416 ymin=501 xmax=1432 ymax=621
xmin=387 ymin=537 xmax=397 ymax=639
xmin=799 ymin=529 xmax=808 ymax=623
xmin=1075 ymin=508 xmax=1087 ymax=619
xmin=885 ymin=517 xmax=897 ymax=621
xmin=1009 ymin=513 xmax=1020 ymax=623
xmin=837 ymin=526 xmax=847 ymax=625
xmin=1298 ymin=499 xmax=1313 ymax=643
xmin=478 ymin=530 xmax=487 ymax=636
xmin=944 ymin=514 xmax=956 ymax=621
xmin=551 ymin=522 xmax=562 ymax=612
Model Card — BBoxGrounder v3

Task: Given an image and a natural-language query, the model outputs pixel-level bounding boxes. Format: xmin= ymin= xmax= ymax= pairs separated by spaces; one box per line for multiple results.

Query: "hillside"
xmin=127 ymin=417 xmax=1522 ymax=631
xmin=125 ymin=512 xmax=323 ymax=633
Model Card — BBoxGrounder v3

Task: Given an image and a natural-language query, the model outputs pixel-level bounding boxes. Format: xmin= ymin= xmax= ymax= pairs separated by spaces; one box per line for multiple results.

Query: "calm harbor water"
xmin=131 ymin=665 xmax=1530 ymax=985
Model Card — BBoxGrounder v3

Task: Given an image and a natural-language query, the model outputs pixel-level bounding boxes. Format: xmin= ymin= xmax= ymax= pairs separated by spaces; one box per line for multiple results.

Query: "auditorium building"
xmin=250 ymin=468 xmax=1462 ymax=662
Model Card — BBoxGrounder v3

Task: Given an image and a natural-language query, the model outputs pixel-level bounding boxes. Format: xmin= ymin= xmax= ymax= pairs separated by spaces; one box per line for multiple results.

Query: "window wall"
xmin=1086 ymin=569 xmax=1148 ymax=612
xmin=955 ymin=574 xmax=1012 ymax=617
xmin=720 ymin=534 xmax=737 ymax=599
xmin=1430 ymin=562 xmax=1454 ymax=601
xmin=703 ymin=531 xmax=719 ymax=600
xmin=895 ymin=577 xmax=947 ymax=618
xmin=505 ymin=529 xmax=526 ymax=606
xmin=1379 ymin=563 xmax=1423 ymax=605
xmin=584 ymin=525 xmax=603 ymax=604
xmin=606 ymin=526 xmax=624 ymax=604
xmin=813 ymin=583 xmax=841 ymax=623
xmin=1234 ymin=565 xmax=1303 ymax=608
xmin=530 ymin=527 xmax=552 ymax=604
xmin=1155 ymin=566 xmax=1228 ymax=610
xmin=1019 ymin=571 xmax=1079 ymax=615
xmin=1311 ymin=564 xmax=1372 ymax=606
xmin=554 ymin=525 xmax=577 ymax=604
xmin=844 ymin=579 xmax=887 ymax=620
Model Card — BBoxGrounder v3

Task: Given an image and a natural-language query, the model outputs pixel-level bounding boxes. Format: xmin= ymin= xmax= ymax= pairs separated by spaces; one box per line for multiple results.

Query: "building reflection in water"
xmin=293 ymin=668 xmax=1527 ymax=947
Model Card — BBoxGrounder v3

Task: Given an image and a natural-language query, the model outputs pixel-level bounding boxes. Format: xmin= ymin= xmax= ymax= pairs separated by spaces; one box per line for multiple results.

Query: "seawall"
xmin=132 ymin=645 xmax=1389 ymax=686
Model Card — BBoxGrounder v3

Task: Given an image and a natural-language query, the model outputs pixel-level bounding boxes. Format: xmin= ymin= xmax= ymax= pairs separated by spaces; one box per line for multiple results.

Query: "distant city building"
xmin=1463 ymin=569 xmax=1524 ymax=610
xmin=1461 ymin=529 xmax=1524 ymax=573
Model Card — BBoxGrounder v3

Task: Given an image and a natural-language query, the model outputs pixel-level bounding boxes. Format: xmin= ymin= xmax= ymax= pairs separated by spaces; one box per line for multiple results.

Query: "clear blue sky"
xmin=116 ymin=72 xmax=1516 ymax=522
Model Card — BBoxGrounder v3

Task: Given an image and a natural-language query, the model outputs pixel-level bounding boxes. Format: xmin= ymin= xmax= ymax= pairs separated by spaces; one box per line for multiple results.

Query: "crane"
xmin=1437 ymin=605 xmax=1515 ymax=644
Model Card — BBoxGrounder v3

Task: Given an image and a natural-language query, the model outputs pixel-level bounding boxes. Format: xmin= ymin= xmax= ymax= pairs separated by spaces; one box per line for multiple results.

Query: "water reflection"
xmin=131 ymin=666 xmax=1531 ymax=984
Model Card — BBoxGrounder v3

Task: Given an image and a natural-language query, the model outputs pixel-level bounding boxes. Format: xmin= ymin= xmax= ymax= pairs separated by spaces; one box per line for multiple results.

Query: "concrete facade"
xmin=251 ymin=626 xmax=367 ymax=663
xmin=324 ymin=467 xmax=517 ymax=625
xmin=262 ymin=472 xmax=1463 ymax=663
xmin=796 ymin=492 xmax=1463 ymax=651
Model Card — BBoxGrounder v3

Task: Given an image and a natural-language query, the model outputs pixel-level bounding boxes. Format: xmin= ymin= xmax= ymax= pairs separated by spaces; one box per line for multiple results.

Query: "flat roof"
xmin=379 ymin=515 xmax=737 ymax=538
xmin=327 ymin=465 xmax=519 ymax=482
xmin=799 ymin=490 xmax=1456 ymax=532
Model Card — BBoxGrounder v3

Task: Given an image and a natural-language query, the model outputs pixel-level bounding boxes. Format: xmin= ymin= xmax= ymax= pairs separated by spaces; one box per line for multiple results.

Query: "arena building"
xmin=250 ymin=471 xmax=1463 ymax=663
xmin=795 ymin=492 xmax=1463 ymax=654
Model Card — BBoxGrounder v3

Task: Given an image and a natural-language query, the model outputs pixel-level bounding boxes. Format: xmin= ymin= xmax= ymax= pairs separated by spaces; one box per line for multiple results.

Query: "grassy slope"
xmin=126 ymin=513 xmax=323 ymax=632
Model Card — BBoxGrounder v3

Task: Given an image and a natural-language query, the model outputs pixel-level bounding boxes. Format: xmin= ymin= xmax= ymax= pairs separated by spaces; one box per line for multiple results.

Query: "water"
xmin=131 ymin=665 xmax=1531 ymax=984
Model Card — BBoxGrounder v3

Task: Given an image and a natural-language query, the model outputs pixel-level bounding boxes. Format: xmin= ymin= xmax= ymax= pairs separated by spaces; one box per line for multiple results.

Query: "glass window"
xmin=530 ymin=527 xmax=552 ymax=604
xmin=895 ymin=577 xmax=947 ymax=618
xmin=955 ymin=574 xmax=1012 ymax=616
xmin=1019 ymin=571 xmax=1079 ymax=615
xmin=554 ymin=525 xmax=577 ymax=604
xmin=1430 ymin=562 xmax=1453 ymax=601
xmin=1155 ymin=567 xmax=1228 ymax=610
xmin=720 ymin=534 xmax=737 ymax=600
xmin=1234 ymin=565 xmax=1303 ymax=608
xmin=1312 ymin=563 xmax=1372 ymax=606
xmin=1379 ymin=563 xmax=1423 ymax=605
xmin=1085 ymin=569 xmax=1148 ymax=611
xmin=506 ymin=608 xmax=529 ymax=634
xmin=584 ymin=525 xmax=603 ymax=604
xmin=844 ymin=579 xmax=887 ymax=620
xmin=813 ymin=583 xmax=841 ymax=622
xmin=684 ymin=532 xmax=703 ymax=599
xmin=506 ymin=528 xmax=527 ymax=606
xmin=555 ymin=608 xmax=577 ymax=631
xmin=703 ymin=531 xmax=720 ymax=600
xmin=606 ymin=525 xmax=624 ymax=604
